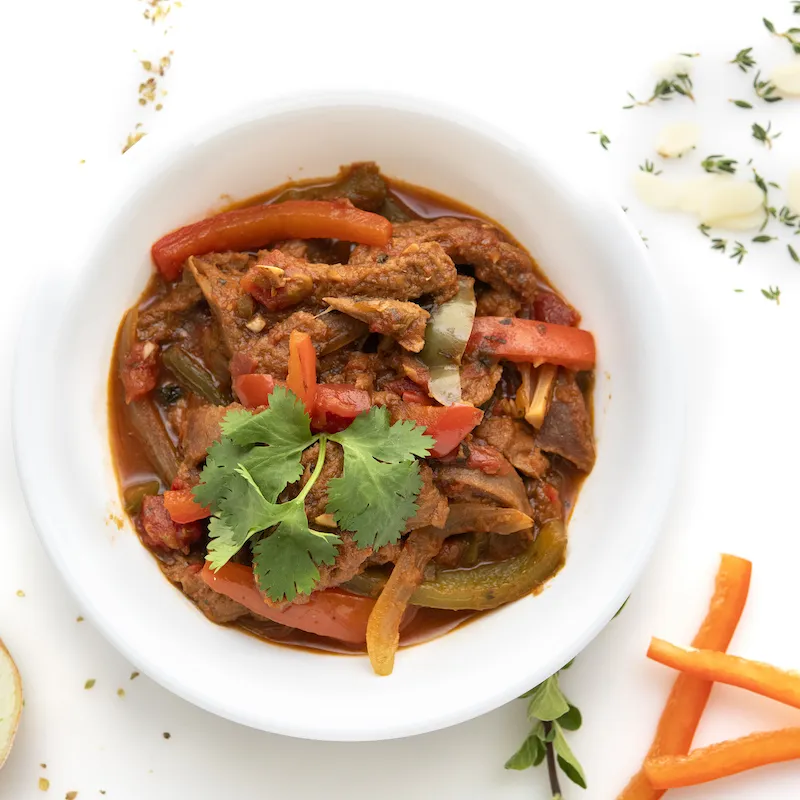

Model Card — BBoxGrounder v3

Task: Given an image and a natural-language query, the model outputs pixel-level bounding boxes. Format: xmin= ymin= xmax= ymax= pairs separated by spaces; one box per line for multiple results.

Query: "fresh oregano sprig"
xmin=505 ymin=665 xmax=586 ymax=796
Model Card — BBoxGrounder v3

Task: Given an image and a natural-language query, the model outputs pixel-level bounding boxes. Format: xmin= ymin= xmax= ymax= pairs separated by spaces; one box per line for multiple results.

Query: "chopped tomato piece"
xmin=467 ymin=317 xmax=595 ymax=371
xmin=140 ymin=495 xmax=203 ymax=551
xmin=151 ymin=200 xmax=393 ymax=281
xmin=286 ymin=331 xmax=317 ymax=412
xmin=311 ymin=384 xmax=371 ymax=433
xmin=121 ymin=341 xmax=159 ymax=403
xmin=233 ymin=373 xmax=276 ymax=408
xmin=163 ymin=489 xmax=211 ymax=524
xmin=401 ymin=390 xmax=432 ymax=405
xmin=397 ymin=403 xmax=484 ymax=458
xmin=533 ymin=292 xmax=580 ymax=327
xmin=199 ymin=562 xmax=375 ymax=643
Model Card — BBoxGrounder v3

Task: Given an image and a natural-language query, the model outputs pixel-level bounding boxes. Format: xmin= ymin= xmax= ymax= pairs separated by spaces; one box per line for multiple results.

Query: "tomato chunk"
xmin=151 ymin=200 xmax=393 ymax=281
xmin=397 ymin=403 xmax=484 ymax=458
xmin=163 ymin=489 xmax=211 ymax=524
xmin=233 ymin=373 xmax=276 ymax=408
xmin=199 ymin=562 xmax=375 ymax=643
xmin=467 ymin=317 xmax=595 ymax=371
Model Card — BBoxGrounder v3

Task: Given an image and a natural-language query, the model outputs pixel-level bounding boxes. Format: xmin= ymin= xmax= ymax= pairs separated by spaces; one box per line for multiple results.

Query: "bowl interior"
xmin=14 ymin=98 xmax=678 ymax=740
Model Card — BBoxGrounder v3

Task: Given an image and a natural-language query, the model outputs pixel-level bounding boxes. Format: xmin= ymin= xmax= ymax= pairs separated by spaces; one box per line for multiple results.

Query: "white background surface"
xmin=2 ymin=1 xmax=800 ymax=798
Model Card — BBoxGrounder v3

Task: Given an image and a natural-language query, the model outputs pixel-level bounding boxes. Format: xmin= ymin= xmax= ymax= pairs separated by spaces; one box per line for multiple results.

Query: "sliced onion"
xmin=526 ymin=364 xmax=558 ymax=429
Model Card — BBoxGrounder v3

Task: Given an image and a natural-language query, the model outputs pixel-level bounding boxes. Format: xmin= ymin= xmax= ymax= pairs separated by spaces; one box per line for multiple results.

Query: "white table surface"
xmin=3 ymin=1 xmax=800 ymax=797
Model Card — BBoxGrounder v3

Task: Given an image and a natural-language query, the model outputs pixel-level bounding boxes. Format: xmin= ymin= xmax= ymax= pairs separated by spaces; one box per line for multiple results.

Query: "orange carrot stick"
xmin=644 ymin=728 xmax=800 ymax=789
xmin=648 ymin=638 xmax=800 ymax=711
xmin=616 ymin=554 xmax=752 ymax=800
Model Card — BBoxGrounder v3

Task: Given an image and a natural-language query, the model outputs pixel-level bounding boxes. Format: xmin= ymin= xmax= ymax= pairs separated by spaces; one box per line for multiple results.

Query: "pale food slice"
xmin=0 ymin=638 xmax=22 ymax=769
xmin=656 ymin=122 xmax=699 ymax=159
xmin=771 ymin=61 xmax=800 ymax=96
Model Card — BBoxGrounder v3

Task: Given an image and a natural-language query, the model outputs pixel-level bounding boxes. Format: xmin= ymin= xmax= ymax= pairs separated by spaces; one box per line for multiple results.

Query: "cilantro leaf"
xmin=206 ymin=516 xmax=247 ymax=570
xmin=526 ymin=674 xmax=570 ymax=722
xmin=192 ymin=437 xmax=248 ymax=512
xmin=504 ymin=722 xmax=546 ymax=770
xmin=327 ymin=407 xmax=433 ymax=548
xmin=552 ymin=721 xmax=587 ymax=789
xmin=329 ymin=406 xmax=433 ymax=463
xmin=327 ymin=458 xmax=422 ymax=549
xmin=252 ymin=501 xmax=340 ymax=602
xmin=222 ymin=386 xmax=313 ymax=448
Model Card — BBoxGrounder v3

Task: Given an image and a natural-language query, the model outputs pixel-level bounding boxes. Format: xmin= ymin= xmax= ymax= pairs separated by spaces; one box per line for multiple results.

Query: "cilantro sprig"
xmin=192 ymin=386 xmax=434 ymax=602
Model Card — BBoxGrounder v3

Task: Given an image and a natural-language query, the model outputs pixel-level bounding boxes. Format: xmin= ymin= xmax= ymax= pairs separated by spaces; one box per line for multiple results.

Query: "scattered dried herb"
xmin=711 ymin=238 xmax=728 ymax=253
xmin=84 ymin=679 xmax=96 ymax=690
xmin=66 ymin=792 xmax=78 ymax=800
xmin=117 ymin=688 xmax=125 ymax=698
xmin=588 ymin=130 xmax=611 ymax=150
xmin=762 ymin=285 xmax=781 ymax=303
xmin=140 ymin=0 xmax=180 ymax=25
xmin=624 ymin=61 xmax=695 ymax=109
xmin=39 ymin=778 xmax=50 ymax=792
xmin=130 ymin=671 xmax=140 ymax=680
xmin=730 ymin=47 xmax=757 ymax=72
xmin=122 ymin=127 xmax=146 ymax=155
xmin=163 ymin=732 xmax=171 ymax=739
xmin=16 ymin=589 xmax=25 ymax=597
xmin=788 ymin=244 xmax=799 ymax=263
xmin=752 ymin=121 xmax=781 ymax=148
xmin=698 ymin=223 xmax=711 ymax=237
xmin=752 ymin=235 xmax=777 ymax=243
xmin=76 ymin=616 xmax=84 ymax=622
xmin=730 ymin=98 xmax=754 ymax=108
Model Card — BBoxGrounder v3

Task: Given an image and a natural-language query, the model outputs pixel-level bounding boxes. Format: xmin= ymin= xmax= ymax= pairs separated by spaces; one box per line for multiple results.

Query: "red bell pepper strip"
xmin=233 ymin=373 xmax=276 ymax=408
xmin=163 ymin=489 xmax=211 ymax=524
xmin=286 ymin=331 xmax=317 ymax=413
xmin=467 ymin=317 xmax=596 ymax=371
xmin=397 ymin=403 xmax=484 ymax=458
xmin=311 ymin=384 xmax=371 ymax=432
xmin=151 ymin=199 xmax=393 ymax=281
xmin=199 ymin=562 xmax=375 ymax=643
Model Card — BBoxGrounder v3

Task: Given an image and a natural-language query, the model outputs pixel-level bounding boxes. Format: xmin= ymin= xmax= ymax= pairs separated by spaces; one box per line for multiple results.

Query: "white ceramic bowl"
xmin=13 ymin=94 xmax=681 ymax=741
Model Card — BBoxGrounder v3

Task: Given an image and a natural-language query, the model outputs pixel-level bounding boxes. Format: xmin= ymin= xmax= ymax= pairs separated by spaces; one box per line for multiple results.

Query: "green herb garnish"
xmin=588 ymin=130 xmax=611 ymax=150
xmin=193 ymin=387 xmax=433 ymax=602
xmin=639 ymin=159 xmax=661 ymax=175
xmin=730 ymin=241 xmax=748 ymax=264
xmin=763 ymin=17 xmax=800 ymax=53
xmin=730 ymin=47 xmax=757 ymax=72
xmin=701 ymin=154 xmax=737 ymax=175
xmin=506 ymin=668 xmax=586 ymax=796
xmin=762 ymin=285 xmax=781 ymax=303
xmin=623 ymin=61 xmax=694 ymax=109
xmin=729 ymin=98 xmax=754 ymax=108
xmin=753 ymin=70 xmax=783 ymax=103
xmin=711 ymin=238 xmax=728 ymax=253
xmin=752 ymin=121 xmax=781 ymax=148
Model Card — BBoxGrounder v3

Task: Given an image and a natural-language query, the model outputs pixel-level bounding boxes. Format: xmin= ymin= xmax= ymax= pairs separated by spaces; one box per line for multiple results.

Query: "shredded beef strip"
xmin=245 ymin=242 xmax=458 ymax=310
xmin=279 ymin=162 xmax=388 ymax=212
xmin=476 ymin=285 xmax=523 ymax=318
xmin=323 ymin=296 xmax=430 ymax=352
xmin=536 ymin=370 xmax=595 ymax=472
xmin=350 ymin=217 xmax=540 ymax=301
xmin=460 ymin=353 xmax=502 ymax=406
xmin=182 ymin=402 xmax=243 ymax=465
xmin=474 ymin=417 xmax=550 ymax=478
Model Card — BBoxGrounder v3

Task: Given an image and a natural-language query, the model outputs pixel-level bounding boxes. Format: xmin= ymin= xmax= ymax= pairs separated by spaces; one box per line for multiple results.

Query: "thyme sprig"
xmin=752 ymin=121 xmax=781 ymax=148
xmin=753 ymin=70 xmax=783 ymax=103
xmin=789 ymin=244 xmax=799 ymax=263
xmin=639 ymin=159 xmax=662 ymax=175
xmin=730 ymin=241 xmax=748 ymax=264
xmin=763 ymin=17 xmax=800 ymax=53
xmin=701 ymin=155 xmax=737 ymax=175
xmin=730 ymin=98 xmax=754 ymax=109
xmin=761 ymin=285 xmax=781 ymax=304
xmin=588 ymin=130 xmax=611 ymax=150
xmin=624 ymin=71 xmax=694 ymax=109
xmin=730 ymin=47 xmax=757 ymax=72
xmin=753 ymin=168 xmax=781 ymax=231
xmin=711 ymin=238 xmax=728 ymax=253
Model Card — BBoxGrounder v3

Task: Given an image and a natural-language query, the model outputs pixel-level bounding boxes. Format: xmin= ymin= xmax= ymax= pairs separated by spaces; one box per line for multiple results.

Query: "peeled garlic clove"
xmin=0 ymin=638 xmax=22 ymax=769
xmin=771 ymin=61 xmax=800 ymax=96
xmin=698 ymin=181 xmax=763 ymax=224
xmin=705 ymin=209 xmax=765 ymax=231
xmin=676 ymin=176 xmax=722 ymax=215
xmin=633 ymin=172 xmax=684 ymax=210
xmin=788 ymin=170 xmax=800 ymax=216
xmin=656 ymin=122 xmax=700 ymax=158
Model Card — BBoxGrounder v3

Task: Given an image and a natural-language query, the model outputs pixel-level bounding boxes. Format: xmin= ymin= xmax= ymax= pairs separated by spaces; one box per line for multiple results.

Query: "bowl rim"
xmin=12 ymin=90 xmax=683 ymax=740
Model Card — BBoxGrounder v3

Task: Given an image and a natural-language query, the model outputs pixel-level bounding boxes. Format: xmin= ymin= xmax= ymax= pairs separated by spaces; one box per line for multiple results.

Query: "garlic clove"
xmin=656 ymin=122 xmax=700 ymax=158
xmin=788 ymin=169 xmax=800 ymax=216
xmin=633 ymin=172 xmax=684 ymax=210
xmin=698 ymin=181 xmax=763 ymax=224
xmin=771 ymin=61 xmax=800 ymax=96
xmin=704 ymin=209 xmax=765 ymax=231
